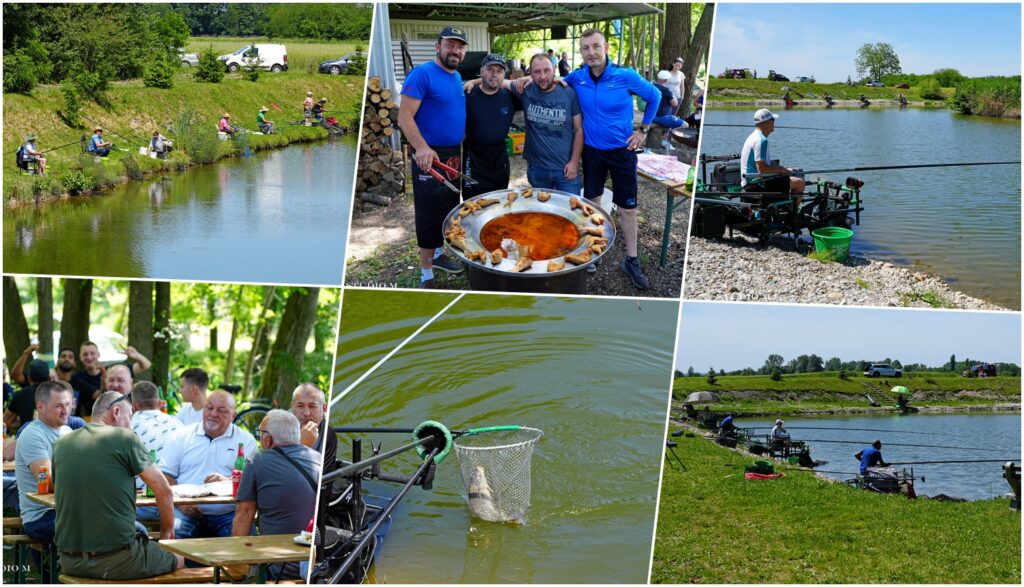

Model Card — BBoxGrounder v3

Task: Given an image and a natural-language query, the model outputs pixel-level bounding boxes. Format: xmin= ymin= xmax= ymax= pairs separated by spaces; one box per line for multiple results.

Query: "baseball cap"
xmin=28 ymin=360 xmax=49 ymax=382
xmin=439 ymin=26 xmax=468 ymax=45
xmin=657 ymin=70 xmax=671 ymax=81
xmin=753 ymin=108 xmax=779 ymax=125
xmin=482 ymin=54 xmax=507 ymax=70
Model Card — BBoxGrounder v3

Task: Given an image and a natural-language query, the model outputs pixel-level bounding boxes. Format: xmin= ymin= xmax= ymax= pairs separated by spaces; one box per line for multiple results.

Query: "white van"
xmin=220 ymin=44 xmax=288 ymax=73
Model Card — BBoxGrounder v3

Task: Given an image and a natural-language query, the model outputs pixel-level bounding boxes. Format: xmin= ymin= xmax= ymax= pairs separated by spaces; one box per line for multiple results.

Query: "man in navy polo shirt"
xmin=563 ymin=28 xmax=661 ymax=290
xmin=398 ymin=25 xmax=469 ymax=289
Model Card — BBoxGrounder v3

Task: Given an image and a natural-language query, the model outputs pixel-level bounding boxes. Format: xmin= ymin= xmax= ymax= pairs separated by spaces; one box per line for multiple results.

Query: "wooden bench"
xmin=59 ymin=567 xmax=217 ymax=584
xmin=3 ymin=515 xmax=23 ymax=529
xmin=4 ymin=533 xmax=55 ymax=583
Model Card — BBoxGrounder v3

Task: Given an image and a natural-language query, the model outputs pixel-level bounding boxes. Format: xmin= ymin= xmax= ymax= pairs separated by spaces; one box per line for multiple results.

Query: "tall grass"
xmin=952 ymin=77 xmax=1021 ymax=117
xmin=174 ymin=108 xmax=222 ymax=164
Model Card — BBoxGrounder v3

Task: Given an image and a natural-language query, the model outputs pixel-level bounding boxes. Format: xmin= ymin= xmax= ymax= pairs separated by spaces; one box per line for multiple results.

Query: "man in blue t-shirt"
xmin=562 ymin=28 xmax=661 ymax=290
xmin=519 ymin=52 xmax=583 ymax=195
xmin=855 ymin=440 xmax=889 ymax=474
xmin=88 ymin=127 xmax=112 ymax=157
xmin=464 ymin=54 xmax=521 ymax=199
xmin=653 ymin=70 xmax=685 ymax=129
xmin=398 ymin=25 xmax=469 ymax=289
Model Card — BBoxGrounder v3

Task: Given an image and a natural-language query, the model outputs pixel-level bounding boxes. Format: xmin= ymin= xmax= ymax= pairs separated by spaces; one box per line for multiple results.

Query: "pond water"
xmin=3 ymin=137 xmax=355 ymax=284
xmin=329 ymin=291 xmax=677 ymax=583
xmin=700 ymin=108 xmax=1021 ymax=308
xmin=744 ymin=412 xmax=1021 ymax=500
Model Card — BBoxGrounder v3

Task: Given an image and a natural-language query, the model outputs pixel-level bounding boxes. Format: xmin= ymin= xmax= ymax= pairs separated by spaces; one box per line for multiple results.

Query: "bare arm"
xmin=231 ymin=500 xmax=258 ymax=536
xmin=398 ymin=95 xmax=438 ymax=173
xmin=11 ymin=344 xmax=37 ymax=387
xmin=755 ymin=160 xmax=795 ymax=174
xmin=124 ymin=347 xmax=151 ymax=375
xmin=3 ymin=409 xmax=20 ymax=431
xmin=29 ymin=457 xmax=51 ymax=478
xmin=564 ymin=114 xmax=584 ymax=181
xmin=140 ymin=464 xmax=176 ymax=540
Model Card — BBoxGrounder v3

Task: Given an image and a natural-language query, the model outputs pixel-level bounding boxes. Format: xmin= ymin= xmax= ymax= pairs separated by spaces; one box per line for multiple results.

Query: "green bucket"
xmin=811 ymin=227 xmax=853 ymax=262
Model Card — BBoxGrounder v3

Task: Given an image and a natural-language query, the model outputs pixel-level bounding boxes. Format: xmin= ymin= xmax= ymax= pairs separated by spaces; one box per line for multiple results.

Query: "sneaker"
xmin=587 ymin=257 xmax=602 ymax=274
xmin=420 ymin=278 xmax=436 ymax=289
xmin=432 ymin=253 xmax=464 ymax=274
xmin=621 ymin=257 xmax=650 ymax=290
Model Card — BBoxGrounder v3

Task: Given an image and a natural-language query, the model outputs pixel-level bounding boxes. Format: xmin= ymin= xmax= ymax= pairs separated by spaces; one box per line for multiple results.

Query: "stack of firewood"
xmin=355 ymin=76 xmax=405 ymax=211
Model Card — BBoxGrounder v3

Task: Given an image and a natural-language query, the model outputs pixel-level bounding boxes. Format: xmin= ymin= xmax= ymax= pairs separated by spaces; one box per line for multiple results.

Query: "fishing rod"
xmin=7 ymin=137 xmax=83 ymax=156
xmin=745 ymin=426 xmax=948 ymax=437
xmin=804 ymin=161 xmax=1021 ymax=174
xmin=889 ymin=458 xmax=1020 ymax=466
xmin=796 ymin=438 xmax=1006 ymax=452
xmin=704 ymin=123 xmax=838 ymax=131
xmin=81 ymin=115 xmax=148 ymax=148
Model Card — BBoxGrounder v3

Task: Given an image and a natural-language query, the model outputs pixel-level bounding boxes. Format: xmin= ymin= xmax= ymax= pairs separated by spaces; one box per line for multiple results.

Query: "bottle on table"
xmin=231 ymin=443 xmax=245 ymax=497
xmin=37 ymin=465 xmax=51 ymax=494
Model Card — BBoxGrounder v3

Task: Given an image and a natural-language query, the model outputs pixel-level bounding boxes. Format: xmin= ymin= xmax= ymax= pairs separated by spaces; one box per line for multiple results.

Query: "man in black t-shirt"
xmin=463 ymin=54 xmax=521 ymax=198
xmin=3 ymin=360 xmax=49 ymax=430
xmin=558 ymin=52 xmax=571 ymax=78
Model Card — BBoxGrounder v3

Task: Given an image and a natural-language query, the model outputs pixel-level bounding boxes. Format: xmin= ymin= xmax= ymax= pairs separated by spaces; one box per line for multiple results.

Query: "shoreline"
xmin=673 ymin=401 xmax=1022 ymax=418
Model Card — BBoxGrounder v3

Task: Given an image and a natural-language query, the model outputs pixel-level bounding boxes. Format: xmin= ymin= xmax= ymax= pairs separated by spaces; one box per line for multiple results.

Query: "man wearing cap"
xmin=303 ymin=91 xmax=315 ymax=125
xmin=653 ymin=71 xmax=686 ymax=130
xmin=88 ymin=127 xmax=112 ymax=157
xmin=770 ymin=418 xmax=790 ymax=445
xmin=219 ymin=113 xmax=236 ymax=138
xmin=21 ymin=135 xmax=47 ymax=175
xmin=150 ymin=131 xmax=170 ymax=159
xmin=312 ymin=98 xmax=328 ymax=124
xmin=463 ymin=54 xmax=521 ymax=199
xmin=740 ymin=109 xmax=805 ymax=199
xmin=855 ymin=440 xmax=889 ymax=474
xmin=559 ymin=28 xmax=661 ymax=290
xmin=398 ymin=25 xmax=469 ymax=288
xmin=257 ymin=107 xmax=275 ymax=134
xmin=4 ymin=359 xmax=52 ymax=430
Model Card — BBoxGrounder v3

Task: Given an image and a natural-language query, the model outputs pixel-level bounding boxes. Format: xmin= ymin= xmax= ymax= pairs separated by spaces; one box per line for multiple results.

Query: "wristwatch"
xmin=639 ymin=126 xmax=650 ymax=134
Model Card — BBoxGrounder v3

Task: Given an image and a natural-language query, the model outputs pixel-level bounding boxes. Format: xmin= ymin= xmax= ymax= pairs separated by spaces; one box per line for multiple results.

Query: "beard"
xmin=438 ymin=50 xmax=462 ymax=69
xmin=57 ymin=362 xmax=74 ymax=373
xmin=535 ymin=78 xmax=553 ymax=91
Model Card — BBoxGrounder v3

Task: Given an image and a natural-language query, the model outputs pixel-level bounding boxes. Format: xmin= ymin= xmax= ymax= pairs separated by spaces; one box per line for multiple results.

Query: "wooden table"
xmin=638 ymin=169 xmax=693 ymax=267
xmin=26 ymin=491 xmax=236 ymax=509
xmin=3 ymin=461 xmax=14 ymax=473
xmin=158 ymin=534 xmax=311 ymax=583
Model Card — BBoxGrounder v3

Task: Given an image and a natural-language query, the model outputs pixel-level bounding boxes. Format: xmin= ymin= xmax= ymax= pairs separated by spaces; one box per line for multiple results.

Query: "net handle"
xmin=457 ymin=425 xmax=523 ymax=438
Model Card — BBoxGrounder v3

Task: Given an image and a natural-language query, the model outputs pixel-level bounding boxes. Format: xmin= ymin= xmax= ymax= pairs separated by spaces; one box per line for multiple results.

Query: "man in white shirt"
xmin=131 ymin=381 xmax=183 ymax=519
xmin=175 ymin=368 xmax=208 ymax=427
xmin=160 ymin=391 xmax=257 ymax=538
xmin=740 ymin=108 xmax=804 ymax=201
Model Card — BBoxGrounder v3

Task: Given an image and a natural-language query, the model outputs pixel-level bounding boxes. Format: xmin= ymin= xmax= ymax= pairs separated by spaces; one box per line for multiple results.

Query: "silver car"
xmin=179 ymin=51 xmax=199 ymax=68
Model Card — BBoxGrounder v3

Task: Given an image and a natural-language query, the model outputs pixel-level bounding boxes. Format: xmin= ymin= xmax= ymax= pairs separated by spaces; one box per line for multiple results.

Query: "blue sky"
xmin=676 ymin=303 xmax=1022 ymax=372
xmin=710 ymin=3 xmax=1021 ymax=82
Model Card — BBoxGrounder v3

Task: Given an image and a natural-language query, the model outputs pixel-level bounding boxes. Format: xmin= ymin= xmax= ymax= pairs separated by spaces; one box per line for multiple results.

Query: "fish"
xmin=591 ymin=215 xmax=605 ymax=225
xmin=537 ymin=191 xmax=551 ymax=202
xmin=513 ymin=256 xmax=533 ymax=272
xmin=477 ymin=197 xmax=500 ymax=208
xmin=490 ymin=249 xmax=504 ymax=265
xmin=465 ymin=249 xmax=487 ymax=263
xmin=449 ymin=235 xmax=468 ymax=251
xmin=565 ymin=251 xmax=592 ymax=265
xmin=467 ymin=465 xmax=511 ymax=522
xmin=583 ymin=226 xmax=604 ymax=237
xmin=459 ymin=201 xmax=482 ymax=217
xmin=591 ymin=244 xmax=605 ymax=254
xmin=547 ymin=258 xmax=565 ymax=272
xmin=521 ymin=187 xmax=533 ymax=198
xmin=581 ymin=203 xmax=596 ymax=216
xmin=585 ymin=236 xmax=609 ymax=247
xmin=569 ymin=197 xmax=583 ymax=212
xmin=504 ymin=192 xmax=517 ymax=208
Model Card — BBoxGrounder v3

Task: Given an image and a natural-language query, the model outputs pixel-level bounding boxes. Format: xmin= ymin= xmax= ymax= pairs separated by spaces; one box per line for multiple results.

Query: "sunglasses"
xmin=108 ymin=393 xmax=131 ymax=409
xmin=255 ymin=428 xmax=272 ymax=440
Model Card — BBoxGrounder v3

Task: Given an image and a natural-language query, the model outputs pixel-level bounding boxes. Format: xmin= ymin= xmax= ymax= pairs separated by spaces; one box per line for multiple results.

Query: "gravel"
xmin=684 ymin=234 xmax=1010 ymax=310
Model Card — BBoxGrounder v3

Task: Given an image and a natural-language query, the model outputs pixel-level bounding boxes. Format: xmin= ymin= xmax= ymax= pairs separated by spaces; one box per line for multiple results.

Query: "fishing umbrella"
xmin=684 ymin=391 xmax=720 ymax=404
xmin=891 ymin=386 xmax=911 ymax=395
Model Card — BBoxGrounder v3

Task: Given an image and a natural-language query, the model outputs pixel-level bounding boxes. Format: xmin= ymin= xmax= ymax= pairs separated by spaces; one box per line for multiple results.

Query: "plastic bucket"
xmin=811 ymin=227 xmax=853 ymax=262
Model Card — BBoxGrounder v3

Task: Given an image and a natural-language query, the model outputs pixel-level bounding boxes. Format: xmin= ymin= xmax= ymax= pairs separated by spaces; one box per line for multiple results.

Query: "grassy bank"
xmin=185 ymin=36 xmax=361 ymax=74
xmin=673 ymin=372 xmax=1021 ymax=414
xmin=4 ymin=71 xmax=364 ymax=204
xmin=709 ymin=78 xmax=951 ymax=103
xmin=651 ymin=436 xmax=1021 ymax=583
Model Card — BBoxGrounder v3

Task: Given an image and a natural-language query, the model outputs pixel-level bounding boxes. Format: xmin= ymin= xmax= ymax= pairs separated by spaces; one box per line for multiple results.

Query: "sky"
xmin=676 ymin=303 xmax=1022 ymax=372
xmin=709 ymin=3 xmax=1021 ymax=82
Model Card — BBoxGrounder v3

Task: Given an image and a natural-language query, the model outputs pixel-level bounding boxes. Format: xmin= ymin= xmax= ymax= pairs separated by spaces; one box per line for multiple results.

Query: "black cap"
xmin=28 ymin=360 xmax=49 ymax=383
xmin=481 ymin=54 xmax=507 ymax=70
xmin=439 ymin=26 xmax=468 ymax=45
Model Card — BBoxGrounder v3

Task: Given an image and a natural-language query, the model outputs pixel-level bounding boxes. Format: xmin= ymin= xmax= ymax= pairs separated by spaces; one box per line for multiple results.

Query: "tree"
xmin=855 ymin=42 xmax=901 ymax=81
xmin=37 ymin=278 xmax=53 ymax=355
xmin=838 ymin=368 xmax=848 ymax=380
xmin=762 ymin=354 xmax=784 ymax=374
xmin=195 ymin=48 xmax=225 ymax=83
xmin=675 ymin=4 xmax=714 ymax=118
xmin=128 ymin=281 xmax=154 ymax=382
xmin=152 ymin=282 xmax=171 ymax=392
xmin=807 ymin=354 xmax=824 ymax=373
xmin=687 ymin=366 xmax=696 ymax=377
xmin=949 ymin=354 xmax=956 ymax=372
xmin=3 ymin=277 xmax=31 ymax=369
xmin=933 ymin=68 xmax=965 ymax=87
xmin=706 ymin=367 xmax=717 ymax=385
xmin=825 ymin=356 xmax=842 ymax=372
xmin=771 ymin=366 xmax=782 ymax=381
xmin=257 ymin=288 xmax=320 ymax=405
xmin=59 ymin=279 xmax=93 ymax=355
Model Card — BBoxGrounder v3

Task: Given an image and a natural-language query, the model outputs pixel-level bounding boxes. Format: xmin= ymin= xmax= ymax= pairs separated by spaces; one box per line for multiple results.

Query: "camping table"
xmin=26 ymin=491 xmax=236 ymax=509
xmin=637 ymin=169 xmax=693 ymax=266
xmin=158 ymin=534 xmax=311 ymax=583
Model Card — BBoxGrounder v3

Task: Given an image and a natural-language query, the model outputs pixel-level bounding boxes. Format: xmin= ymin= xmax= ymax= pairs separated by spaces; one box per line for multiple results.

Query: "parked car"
xmin=767 ymin=70 xmax=789 ymax=82
xmin=178 ymin=51 xmax=199 ymax=68
xmin=220 ymin=44 xmax=288 ymax=73
xmin=796 ymin=76 xmax=813 ymax=83
xmin=865 ymin=80 xmax=885 ymax=87
xmin=863 ymin=364 xmax=902 ymax=378
xmin=319 ymin=52 xmax=362 ymax=75
xmin=717 ymin=68 xmax=749 ymax=79
xmin=895 ymin=82 xmax=910 ymax=89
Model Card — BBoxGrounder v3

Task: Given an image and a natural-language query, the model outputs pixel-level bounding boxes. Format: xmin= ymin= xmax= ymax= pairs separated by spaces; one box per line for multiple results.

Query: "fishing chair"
xmin=665 ymin=440 xmax=686 ymax=471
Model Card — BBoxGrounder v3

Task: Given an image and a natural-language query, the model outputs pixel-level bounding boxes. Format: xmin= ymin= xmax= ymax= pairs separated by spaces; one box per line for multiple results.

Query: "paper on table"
xmin=205 ymin=480 xmax=233 ymax=497
xmin=637 ymin=152 xmax=691 ymax=183
xmin=171 ymin=483 xmax=211 ymax=498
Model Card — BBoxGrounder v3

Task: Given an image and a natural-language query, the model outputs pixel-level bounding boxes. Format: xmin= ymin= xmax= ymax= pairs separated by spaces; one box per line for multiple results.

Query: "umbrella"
xmin=891 ymin=386 xmax=910 ymax=395
xmin=685 ymin=391 xmax=720 ymax=404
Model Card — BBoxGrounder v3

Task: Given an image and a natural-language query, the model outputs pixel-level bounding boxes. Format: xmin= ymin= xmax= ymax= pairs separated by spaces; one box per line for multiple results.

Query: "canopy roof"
xmin=389 ymin=3 xmax=662 ymax=34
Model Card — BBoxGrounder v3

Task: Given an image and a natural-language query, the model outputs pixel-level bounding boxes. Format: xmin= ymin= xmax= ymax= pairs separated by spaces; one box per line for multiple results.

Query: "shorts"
xmin=582 ymin=145 xmax=639 ymax=209
xmin=59 ymin=532 xmax=177 ymax=581
xmin=462 ymin=143 xmax=509 ymax=199
xmin=412 ymin=145 xmax=461 ymax=250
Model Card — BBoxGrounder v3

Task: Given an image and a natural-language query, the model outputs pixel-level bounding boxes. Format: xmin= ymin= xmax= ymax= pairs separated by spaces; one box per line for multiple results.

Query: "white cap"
xmin=775 ymin=419 xmax=784 ymax=425
xmin=754 ymin=108 xmax=779 ymax=125
xmin=657 ymin=70 xmax=671 ymax=81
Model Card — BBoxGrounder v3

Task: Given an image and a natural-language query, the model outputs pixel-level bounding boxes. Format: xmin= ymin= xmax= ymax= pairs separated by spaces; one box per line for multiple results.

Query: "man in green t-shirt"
xmin=257 ymin=107 xmax=275 ymax=134
xmin=53 ymin=391 xmax=184 ymax=581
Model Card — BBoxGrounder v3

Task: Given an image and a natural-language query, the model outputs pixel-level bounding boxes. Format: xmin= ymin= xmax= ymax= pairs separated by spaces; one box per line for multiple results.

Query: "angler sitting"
xmin=18 ymin=135 xmax=46 ymax=175
xmin=855 ymin=440 xmax=889 ymax=474
xmin=311 ymin=98 xmax=327 ymax=123
xmin=219 ymin=113 xmax=238 ymax=139
xmin=770 ymin=419 xmax=790 ymax=446
xmin=652 ymin=71 xmax=686 ymax=130
xmin=719 ymin=413 xmax=737 ymax=434
xmin=740 ymin=109 xmax=805 ymax=202
xmin=88 ymin=127 xmax=113 ymax=157
xmin=257 ymin=107 xmax=275 ymax=135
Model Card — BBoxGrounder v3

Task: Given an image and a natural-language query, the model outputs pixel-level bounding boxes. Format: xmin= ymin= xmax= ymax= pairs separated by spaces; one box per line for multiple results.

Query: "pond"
xmin=3 ymin=137 xmax=355 ymax=284
xmin=700 ymin=107 xmax=1021 ymax=308
xmin=744 ymin=412 xmax=1021 ymax=500
xmin=329 ymin=291 xmax=677 ymax=583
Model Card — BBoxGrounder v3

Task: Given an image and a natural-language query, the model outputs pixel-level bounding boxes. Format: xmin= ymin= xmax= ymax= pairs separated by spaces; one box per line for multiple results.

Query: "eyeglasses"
xmin=255 ymin=428 xmax=272 ymax=440
xmin=109 ymin=394 xmax=131 ymax=409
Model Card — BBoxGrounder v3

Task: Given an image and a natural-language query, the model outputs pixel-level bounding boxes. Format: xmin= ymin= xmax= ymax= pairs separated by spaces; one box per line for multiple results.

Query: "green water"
xmin=3 ymin=137 xmax=354 ymax=284
xmin=330 ymin=291 xmax=678 ymax=583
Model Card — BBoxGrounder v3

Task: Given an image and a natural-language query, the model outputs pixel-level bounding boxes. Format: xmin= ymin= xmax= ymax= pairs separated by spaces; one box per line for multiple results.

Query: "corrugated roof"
xmin=388 ymin=3 xmax=662 ymax=34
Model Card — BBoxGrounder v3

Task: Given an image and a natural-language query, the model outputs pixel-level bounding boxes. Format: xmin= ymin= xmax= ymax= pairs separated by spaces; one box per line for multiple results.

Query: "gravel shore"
xmin=684 ymin=234 xmax=1011 ymax=310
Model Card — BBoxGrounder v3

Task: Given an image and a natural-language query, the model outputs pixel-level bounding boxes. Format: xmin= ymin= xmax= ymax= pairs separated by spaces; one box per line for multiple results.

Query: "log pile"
xmin=356 ymin=76 xmax=404 ymax=212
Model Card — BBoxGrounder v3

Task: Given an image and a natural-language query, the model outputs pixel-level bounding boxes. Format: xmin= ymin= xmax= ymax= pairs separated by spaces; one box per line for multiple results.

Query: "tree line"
xmin=679 ymin=353 xmax=1021 ymax=378
xmin=2 ymin=277 xmax=338 ymax=407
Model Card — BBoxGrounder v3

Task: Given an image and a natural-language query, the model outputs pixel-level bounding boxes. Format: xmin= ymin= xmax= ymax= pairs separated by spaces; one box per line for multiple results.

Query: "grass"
xmin=708 ymin=78 xmax=953 ymax=103
xmin=185 ymin=36 xmax=363 ymax=75
xmin=900 ymin=290 xmax=951 ymax=309
xmin=4 ymin=69 xmax=364 ymax=204
xmin=651 ymin=436 xmax=1021 ymax=583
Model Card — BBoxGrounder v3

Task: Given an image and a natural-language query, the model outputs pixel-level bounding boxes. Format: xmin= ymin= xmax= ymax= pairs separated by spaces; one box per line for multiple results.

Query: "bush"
xmin=72 ymin=69 xmax=110 ymax=105
xmin=31 ymin=174 xmax=62 ymax=198
xmin=60 ymin=170 xmax=95 ymax=195
xmin=3 ymin=43 xmax=52 ymax=94
xmin=933 ymin=68 xmax=966 ymax=88
xmin=770 ymin=367 xmax=782 ymax=381
xmin=706 ymin=368 xmax=717 ymax=385
xmin=919 ymin=79 xmax=944 ymax=100
xmin=346 ymin=47 xmax=367 ymax=77
xmin=838 ymin=369 xmax=848 ymax=380
xmin=173 ymin=108 xmax=221 ymax=164
xmin=60 ymin=81 xmax=83 ymax=129
xmin=143 ymin=56 xmax=176 ymax=89
xmin=194 ymin=49 xmax=225 ymax=83
xmin=241 ymin=52 xmax=262 ymax=82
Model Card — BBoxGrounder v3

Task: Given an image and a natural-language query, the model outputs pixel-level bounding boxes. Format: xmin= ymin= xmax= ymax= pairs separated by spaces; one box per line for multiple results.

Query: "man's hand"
xmin=300 ymin=421 xmax=319 ymax=448
xmin=203 ymin=473 xmax=230 ymax=483
xmin=179 ymin=505 xmax=203 ymax=519
xmin=122 ymin=346 xmax=141 ymax=361
xmin=563 ymin=160 xmax=579 ymax=181
xmin=514 ymin=77 xmax=532 ymax=93
xmin=159 ymin=527 xmax=175 ymax=541
xmin=22 ymin=343 xmax=38 ymax=356
xmin=626 ymin=130 xmax=647 ymax=150
xmin=463 ymin=79 xmax=481 ymax=93
xmin=414 ymin=148 xmax=438 ymax=174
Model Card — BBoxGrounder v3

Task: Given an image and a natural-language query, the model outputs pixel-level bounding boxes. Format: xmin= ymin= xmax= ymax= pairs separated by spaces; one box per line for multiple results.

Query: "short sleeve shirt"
xmin=465 ymin=86 xmax=520 ymax=146
xmin=655 ymin=84 xmax=675 ymax=117
xmin=860 ymin=446 xmax=884 ymax=473
xmin=52 ymin=424 xmax=150 ymax=553
xmin=15 ymin=419 xmax=71 ymax=523
xmin=70 ymin=371 xmax=102 ymax=417
xmin=160 ymin=422 xmax=258 ymax=515
xmin=235 ymin=444 xmax=320 ymax=535
xmin=740 ymin=128 xmax=770 ymax=187
xmin=131 ymin=409 xmax=184 ymax=488
xmin=175 ymin=403 xmax=203 ymax=427
xmin=401 ymin=61 xmax=466 ymax=148
xmin=520 ymin=84 xmax=581 ymax=172
xmin=7 ymin=385 xmax=38 ymax=427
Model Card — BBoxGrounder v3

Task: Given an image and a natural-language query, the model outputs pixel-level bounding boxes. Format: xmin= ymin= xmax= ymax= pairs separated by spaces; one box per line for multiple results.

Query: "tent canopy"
xmin=388 ymin=3 xmax=662 ymax=35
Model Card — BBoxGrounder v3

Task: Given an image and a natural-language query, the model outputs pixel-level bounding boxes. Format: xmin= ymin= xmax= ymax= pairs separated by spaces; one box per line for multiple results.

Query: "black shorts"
xmin=463 ymin=143 xmax=509 ymax=199
xmin=742 ymin=174 xmax=791 ymax=204
xmin=412 ymin=145 xmax=461 ymax=250
xmin=581 ymin=145 xmax=638 ymax=209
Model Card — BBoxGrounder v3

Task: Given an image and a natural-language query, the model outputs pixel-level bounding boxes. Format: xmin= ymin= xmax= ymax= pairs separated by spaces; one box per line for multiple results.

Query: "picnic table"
xmin=637 ymin=168 xmax=693 ymax=267
xmin=27 ymin=491 xmax=236 ymax=509
xmin=3 ymin=461 xmax=14 ymax=473
xmin=158 ymin=534 xmax=311 ymax=583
